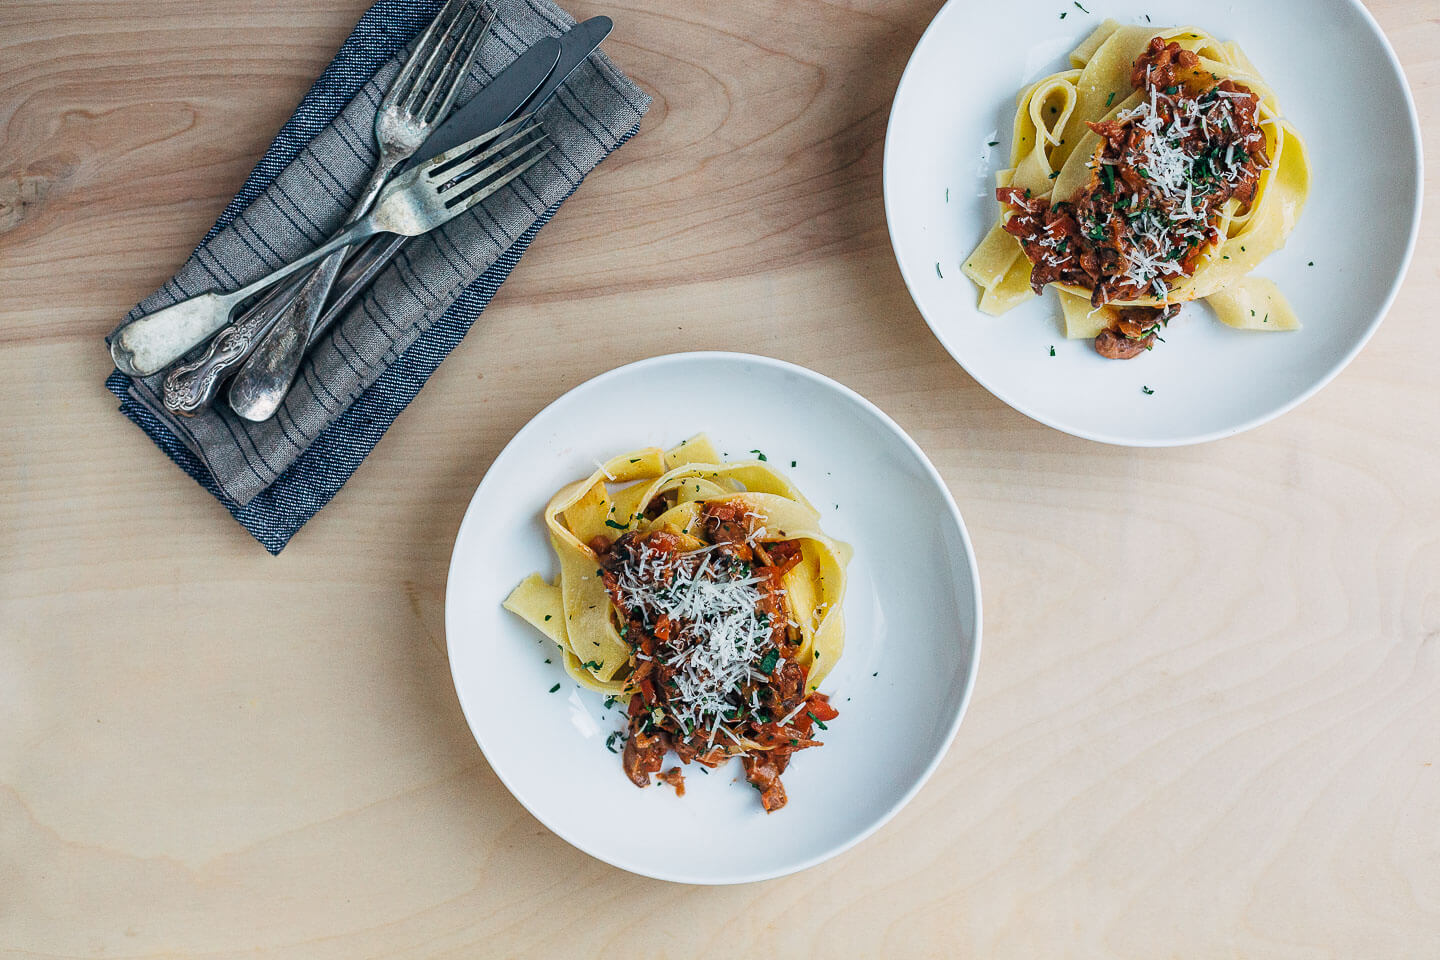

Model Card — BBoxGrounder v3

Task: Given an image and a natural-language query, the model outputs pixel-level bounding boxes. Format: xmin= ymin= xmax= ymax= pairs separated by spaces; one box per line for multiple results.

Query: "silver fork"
xmin=139 ymin=0 xmax=492 ymax=405
xmin=112 ymin=121 xmax=551 ymax=378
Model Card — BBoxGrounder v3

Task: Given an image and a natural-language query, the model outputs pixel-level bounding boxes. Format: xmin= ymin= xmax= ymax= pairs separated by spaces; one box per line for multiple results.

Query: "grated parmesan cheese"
xmin=614 ymin=537 xmax=780 ymax=736
xmin=1106 ymin=84 xmax=1257 ymax=297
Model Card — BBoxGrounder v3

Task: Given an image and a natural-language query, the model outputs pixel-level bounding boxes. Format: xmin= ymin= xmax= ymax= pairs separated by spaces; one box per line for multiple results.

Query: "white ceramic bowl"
xmin=884 ymin=0 xmax=1423 ymax=445
xmin=445 ymin=353 xmax=982 ymax=884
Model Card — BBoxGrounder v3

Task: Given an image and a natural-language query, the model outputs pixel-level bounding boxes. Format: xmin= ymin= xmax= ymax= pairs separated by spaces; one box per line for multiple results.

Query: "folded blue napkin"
xmin=106 ymin=0 xmax=649 ymax=553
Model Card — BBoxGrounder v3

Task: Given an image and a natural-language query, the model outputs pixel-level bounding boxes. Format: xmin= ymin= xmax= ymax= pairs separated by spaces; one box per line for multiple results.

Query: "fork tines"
xmin=423 ymin=116 xmax=554 ymax=213
xmin=395 ymin=0 xmax=496 ymax=124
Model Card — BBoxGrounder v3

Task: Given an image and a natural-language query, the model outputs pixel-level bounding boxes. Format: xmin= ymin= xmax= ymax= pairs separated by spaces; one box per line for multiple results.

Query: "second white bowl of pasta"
xmin=884 ymin=0 xmax=1421 ymax=444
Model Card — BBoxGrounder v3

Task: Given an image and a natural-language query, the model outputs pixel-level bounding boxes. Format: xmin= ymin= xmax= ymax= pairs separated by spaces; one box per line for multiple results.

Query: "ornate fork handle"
xmin=162 ymin=289 xmax=300 ymax=416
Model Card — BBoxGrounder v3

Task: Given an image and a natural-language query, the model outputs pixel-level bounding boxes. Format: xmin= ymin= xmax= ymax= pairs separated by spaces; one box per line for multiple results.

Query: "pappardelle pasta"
xmin=504 ymin=435 xmax=851 ymax=812
xmin=962 ymin=20 xmax=1310 ymax=359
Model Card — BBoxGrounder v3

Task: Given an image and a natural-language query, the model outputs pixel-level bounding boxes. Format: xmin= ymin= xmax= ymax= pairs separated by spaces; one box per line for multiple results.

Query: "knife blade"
xmin=307 ymin=16 xmax=614 ymax=335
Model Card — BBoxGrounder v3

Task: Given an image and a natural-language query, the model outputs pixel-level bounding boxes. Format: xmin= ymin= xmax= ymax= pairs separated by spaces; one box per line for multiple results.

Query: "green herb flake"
xmin=1141 ymin=385 xmax=1155 ymax=395
xmin=1106 ymin=91 xmax=1116 ymax=108
xmin=807 ymin=711 xmax=829 ymax=731
xmin=581 ymin=660 xmax=603 ymax=671
xmin=604 ymin=518 xmax=628 ymax=531
xmin=1049 ymin=345 xmax=1056 ymax=357
xmin=548 ymin=683 xmax=561 ymax=694
xmin=759 ymin=649 xmax=780 ymax=675
xmin=936 ymin=262 xmax=944 ymax=279
xmin=987 ymin=140 xmax=999 ymax=147
xmin=750 ymin=449 xmax=767 ymax=461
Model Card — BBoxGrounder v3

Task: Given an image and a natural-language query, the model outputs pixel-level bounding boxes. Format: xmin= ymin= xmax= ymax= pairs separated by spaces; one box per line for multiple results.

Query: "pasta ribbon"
xmin=964 ymin=21 xmax=1311 ymax=340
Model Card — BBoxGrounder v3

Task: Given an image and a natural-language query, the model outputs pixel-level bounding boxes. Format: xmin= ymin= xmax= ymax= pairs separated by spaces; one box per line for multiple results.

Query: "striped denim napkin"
xmin=106 ymin=0 xmax=649 ymax=553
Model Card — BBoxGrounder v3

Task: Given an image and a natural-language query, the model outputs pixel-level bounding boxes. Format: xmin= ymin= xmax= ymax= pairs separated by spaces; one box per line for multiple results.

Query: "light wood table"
xmin=3 ymin=1 xmax=1436 ymax=956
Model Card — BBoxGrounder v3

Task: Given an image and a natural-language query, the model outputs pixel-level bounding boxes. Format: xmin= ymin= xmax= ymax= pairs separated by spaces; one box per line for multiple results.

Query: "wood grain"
xmin=2 ymin=1 xmax=1437 ymax=957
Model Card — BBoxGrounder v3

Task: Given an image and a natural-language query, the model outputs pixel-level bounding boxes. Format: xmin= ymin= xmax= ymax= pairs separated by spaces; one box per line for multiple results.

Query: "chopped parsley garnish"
xmin=605 ymin=731 xmax=625 ymax=753
xmin=548 ymin=683 xmax=561 ymax=693
xmin=1049 ymin=345 xmax=1056 ymax=357
xmin=604 ymin=518 xmax=628 ymax=530
xmin=1141 ymin=385 xmax=1155 ymax=395
xmin=936 ymin=262 xmax=944 ymax=279
xmin=1105 ymin=91 xmax=1116 ymax=108
xmin=759 ymin=649 xmax=780 ymax=675
xmin=807 ymin=711 xmax=829 ymax=730
xmin=581 ymin=660 xmax=603 ymax=671
xmin=988 ymin=140 xmax=999 ymax=147
xmin=750 ymin=449 xmax=767 ymax=461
